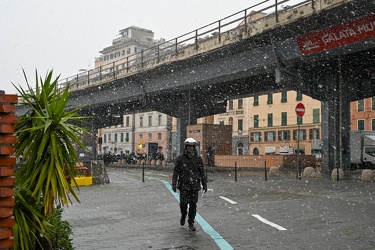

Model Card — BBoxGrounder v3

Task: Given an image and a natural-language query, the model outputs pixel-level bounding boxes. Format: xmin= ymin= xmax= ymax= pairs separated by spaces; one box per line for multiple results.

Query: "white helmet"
xmin=184 ymin=138 xmax=197 ymax=146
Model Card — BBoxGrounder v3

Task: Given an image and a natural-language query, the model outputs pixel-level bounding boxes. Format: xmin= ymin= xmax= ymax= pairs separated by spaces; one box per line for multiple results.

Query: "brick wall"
xmin=214 ymin=154 xmax=284 ymax=169
xmin=0 ymin=90 xmax=17 ymax=249
xmin=214 ymin=154 xmax=318 ymax=169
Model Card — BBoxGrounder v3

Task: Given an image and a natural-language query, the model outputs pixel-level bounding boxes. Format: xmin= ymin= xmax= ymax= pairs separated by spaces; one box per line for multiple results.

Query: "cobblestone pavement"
xmin=63 ymin=166 xmax=375 ymax=250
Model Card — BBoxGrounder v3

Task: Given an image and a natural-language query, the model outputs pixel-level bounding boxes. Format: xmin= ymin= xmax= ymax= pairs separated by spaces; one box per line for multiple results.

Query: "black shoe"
xmin=180 ymin=214 xmax=186 ymax=226
xmin=188 ymin=223 xmax=196 ymax=231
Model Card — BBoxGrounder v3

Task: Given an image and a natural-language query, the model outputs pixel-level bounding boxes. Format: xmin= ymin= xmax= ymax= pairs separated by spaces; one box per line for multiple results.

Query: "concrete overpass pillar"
xmin=321 ymin=60 xmax=351 ymax=173
xmin=321 ymin=100 xmax=331 ymax=172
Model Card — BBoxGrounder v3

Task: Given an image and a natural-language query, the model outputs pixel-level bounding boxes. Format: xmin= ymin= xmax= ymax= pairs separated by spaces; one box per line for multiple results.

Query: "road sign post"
xmin=295 ymin=103 xmax=305 ymax=180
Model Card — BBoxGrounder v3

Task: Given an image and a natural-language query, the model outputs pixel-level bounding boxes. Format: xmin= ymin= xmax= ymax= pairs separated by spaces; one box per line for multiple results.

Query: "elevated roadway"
xmin=16 ymin=0 xmax=375 ymax=171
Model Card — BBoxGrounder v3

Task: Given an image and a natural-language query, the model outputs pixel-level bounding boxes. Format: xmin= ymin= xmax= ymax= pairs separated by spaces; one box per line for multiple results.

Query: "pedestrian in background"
xmin=103 ymin=151 xmax=111 ymax=166
xmin=172 ymin=138 xmax=207 ymax=231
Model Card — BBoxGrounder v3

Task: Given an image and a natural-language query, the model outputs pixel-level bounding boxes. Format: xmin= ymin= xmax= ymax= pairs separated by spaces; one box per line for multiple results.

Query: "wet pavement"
xmin=63 ymin=166 xmax=375 ymax=250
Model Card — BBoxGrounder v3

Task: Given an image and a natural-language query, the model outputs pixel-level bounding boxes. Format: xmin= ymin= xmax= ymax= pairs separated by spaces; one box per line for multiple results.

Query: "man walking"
xmin=172 ymin=138 xmax=207 ymax=231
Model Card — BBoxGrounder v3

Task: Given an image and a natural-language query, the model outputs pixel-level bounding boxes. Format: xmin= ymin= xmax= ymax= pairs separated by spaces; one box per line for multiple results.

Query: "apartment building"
xmin=213 ymin=98 xmax=250 ymax=155
xmin=214 ymin=90 xmax=322 ymax=157
xmin=350 ymin=97 xmax=375 ymax=131
xmin=94 ymin=26 xmax=155 ymax=69
xmin=100 ymin=111 xmax=173 ymax=159
xmin=133 ymin=111 xmax=173 ymax=160
xmin=100 ymin=114 xmax=135 ymax=155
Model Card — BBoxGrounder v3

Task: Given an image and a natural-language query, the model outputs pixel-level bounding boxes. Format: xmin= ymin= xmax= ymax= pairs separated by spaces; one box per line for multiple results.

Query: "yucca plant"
xmin=13 ymin=70 xmax=90 ymax=249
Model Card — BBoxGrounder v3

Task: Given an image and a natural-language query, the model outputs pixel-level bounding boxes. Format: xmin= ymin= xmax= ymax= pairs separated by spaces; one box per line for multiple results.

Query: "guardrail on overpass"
xmin=53 ymin=0 xmax=343 ymax=93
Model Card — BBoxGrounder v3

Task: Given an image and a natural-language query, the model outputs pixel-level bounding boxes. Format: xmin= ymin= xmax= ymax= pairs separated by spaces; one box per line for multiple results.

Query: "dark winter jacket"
xmin=172 ymin=148 xmax=206 ymax=191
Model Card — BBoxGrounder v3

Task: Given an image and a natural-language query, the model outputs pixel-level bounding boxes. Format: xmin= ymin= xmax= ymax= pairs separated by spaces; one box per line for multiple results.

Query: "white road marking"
xmin=252 ymin=214 xmax=287 ymax=231
xmin=219 ymin=196 xmax=237 ymax=204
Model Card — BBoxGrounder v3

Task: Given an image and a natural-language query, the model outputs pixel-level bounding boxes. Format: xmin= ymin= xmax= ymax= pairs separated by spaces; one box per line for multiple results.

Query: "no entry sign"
xmin=295 ymin=103 xmax=305 ymax=117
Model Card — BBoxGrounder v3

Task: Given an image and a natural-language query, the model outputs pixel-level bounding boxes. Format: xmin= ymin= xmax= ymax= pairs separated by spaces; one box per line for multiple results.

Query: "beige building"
xmin=100 ymin=114 xmax=135 ymax=155
xmin=133 ymin=111 xmax=173 ymax=160
xmin=212 ymin=90 xmax=322 ymax=157
xmin=100 ymin=111 xmax=173 ymax=159
xmin=94 ymin=26 xmax=155 ymax=69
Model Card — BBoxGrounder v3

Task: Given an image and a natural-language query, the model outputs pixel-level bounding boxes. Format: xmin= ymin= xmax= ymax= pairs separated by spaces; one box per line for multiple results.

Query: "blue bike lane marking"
xmin=149 ymin=177 xmax=234 ymax=250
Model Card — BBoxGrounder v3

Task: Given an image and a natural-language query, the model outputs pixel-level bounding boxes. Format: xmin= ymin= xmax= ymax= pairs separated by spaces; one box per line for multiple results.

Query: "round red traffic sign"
xmin=295 ymin=103 xmax=305 ymax=117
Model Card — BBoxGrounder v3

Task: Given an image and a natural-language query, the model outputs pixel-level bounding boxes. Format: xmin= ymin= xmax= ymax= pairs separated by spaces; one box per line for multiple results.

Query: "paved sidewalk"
xmin=63 ymin=168 xmax=221 ymax=249
xmin=63 ymin=167 xmax=375 ymax=249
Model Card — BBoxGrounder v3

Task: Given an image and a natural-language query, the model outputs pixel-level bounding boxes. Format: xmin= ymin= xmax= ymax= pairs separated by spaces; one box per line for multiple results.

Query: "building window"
xmin=140 ymin=117 xmax=143 ymax=127
xmin=237 ymin=142 xmax=244 ymax=155
xmin=229 ymin=100 xmax=233 ymax=110
xmin=238 ymin=99 xmax=243 ymax=109
xmin=139 ymin=134 xmax=143 ymax=140
xmin=253 ymin=148 xmax=259 ymax=155
xmin=158 ymin=133 xmax=162 ymax=140
xmin=126 ymin=116 xmax=130 ymax=127
xmin=358 ymin=120 xmax=365 ymax=130
xmin=250 ymin=132 xmax=262 ymax=142
xmin=278 ymin=130 xmax=290 ymax=141
xmin=229 ymin=117 xmax=233 ymax=126
xmin=148 ymin=133 xmax=152 ymax=140
xmin=372 ymin=97 xmax=375 ymax=110
xmin=267 ymin=113 xmax=273 ymax=127
xmin=238 ymin=119 xmax=243 ymax=132
xmin=158 ymin=115 xmax=162 ymax=126
xmin=296 ymin=90 xmax=303 ymax=101
xmin=104 ymin=134 xmax=107 ymax=143
xmin=267 ymin=93 xmax=273 ymax=104
xmin=293 ymin=129 xmax=306 ymax=140
xmin=281 ymin=90 xmax=287 ymax=103
xmin=313 ymin=109 xmax=320 ymax=123
xmin=357 ymin=99 xmax=364 ymax=112
xmin=125 ymin=132 xmax=129 ymax=142
xmin=264 ymin=131 xmax=276 ymax=141
xmin=309 ymin=128 xmax=320 ymax=140
xmin=148 ymin=115 xmax=152 ymax=127
xmin=253 ymin=115 xmax=259 ymax=128
xmin=281 ymin=112 xmax=287 ymax=126
xmin=114 ymin=133 xmax=117 ymax=142
xmin=121 ymin=133 xmax=124 ymax=142
xmin=219 ymin=119 xmax=225 ymax=125
xmin=253 ymin=95 xmax=259 ymax=106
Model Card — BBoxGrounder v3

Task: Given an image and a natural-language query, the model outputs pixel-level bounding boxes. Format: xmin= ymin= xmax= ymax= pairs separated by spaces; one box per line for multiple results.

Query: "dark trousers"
xmin=179 ymin=190 xmax=198 ymax=224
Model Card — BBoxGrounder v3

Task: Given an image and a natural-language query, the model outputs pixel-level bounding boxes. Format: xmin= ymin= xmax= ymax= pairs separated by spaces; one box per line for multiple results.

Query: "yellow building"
xmin=212 ymin=90 xmax=322 ymax=156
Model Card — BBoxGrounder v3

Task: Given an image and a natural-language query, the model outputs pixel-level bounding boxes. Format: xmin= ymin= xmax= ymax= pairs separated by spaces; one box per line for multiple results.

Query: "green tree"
xmin=13 ymin=70 xmax=90 ymax=249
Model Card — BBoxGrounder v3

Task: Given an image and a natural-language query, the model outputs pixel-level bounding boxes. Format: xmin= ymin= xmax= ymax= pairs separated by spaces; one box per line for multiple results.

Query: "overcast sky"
xmin=1 ymin=0 xmax=300 ymax=94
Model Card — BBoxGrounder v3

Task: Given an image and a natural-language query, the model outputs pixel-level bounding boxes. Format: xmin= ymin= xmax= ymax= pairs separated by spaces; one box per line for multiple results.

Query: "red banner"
xmin=297 ymin=14 xmax=375 ymax=55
